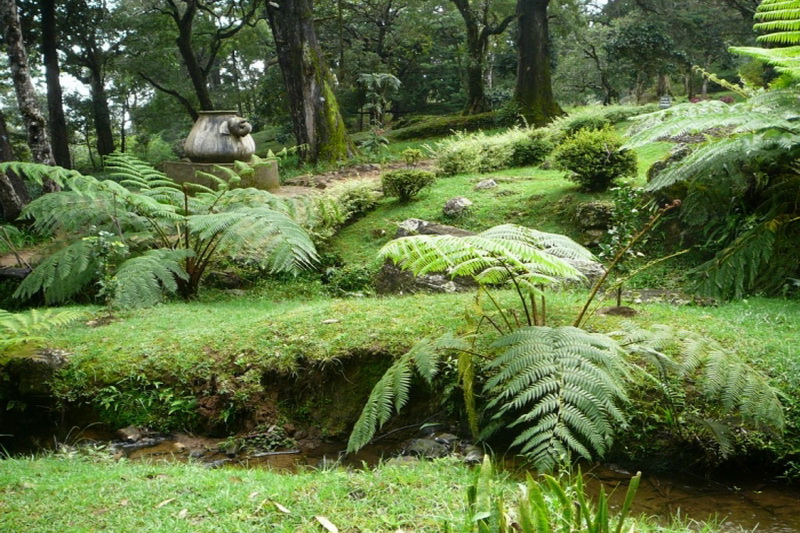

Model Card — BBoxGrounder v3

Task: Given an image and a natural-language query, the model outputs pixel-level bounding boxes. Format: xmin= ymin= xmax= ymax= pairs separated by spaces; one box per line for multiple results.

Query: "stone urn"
xmin=184 ymin=110 xmax=256 ymax=163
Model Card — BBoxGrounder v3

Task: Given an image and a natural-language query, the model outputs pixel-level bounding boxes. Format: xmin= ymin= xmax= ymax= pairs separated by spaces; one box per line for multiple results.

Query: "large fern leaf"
xmin=14 ymin=239 xmax=99 ymax=304
xmin=615 ymin=325 xmax=784 ymax=435
xmin=112 ymin=249 xmax=191 ymax=308
xmin=483 ymin=326 xmax=629 ymax=471
xmin=347 ymin=334 xmax=470 ymax=453
xmin=379 ymin=224 xmax=594 ymax=289
xmin=188 ymin=207 xmax=318 ymax=272
xmin=0 ymin=308 xmax=85 ymax=353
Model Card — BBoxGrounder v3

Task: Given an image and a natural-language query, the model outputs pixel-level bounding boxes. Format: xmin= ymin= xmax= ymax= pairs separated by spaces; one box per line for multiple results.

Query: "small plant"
xmin=324 ymin=264 xmax=375 ymax=296
xmin=401 ymin=148 xmax=424 ymax=167
xmin=327 ymin=179 xmax=382 ymax=222
xmin=467 ymin=457 xmax=642 ymax=533
xmin=552 ymin=126 xmax=637 ymax=192
xmin=358 ymin=128 xmax=390 ymax=156
xmin=381 ymin=169 xmax=436 ymax=202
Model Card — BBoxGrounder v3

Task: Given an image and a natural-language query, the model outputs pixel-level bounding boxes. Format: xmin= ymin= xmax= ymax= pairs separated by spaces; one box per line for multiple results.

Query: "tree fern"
xmin=347 ymin=333 xmax=470 ymax=453
xmin=7 ymin=153 xmax=318 ymax=307
xmin=483 ymin=326 xmax=629 ymax=471
xmin=623 ymin=89 xmax=800 ymax=298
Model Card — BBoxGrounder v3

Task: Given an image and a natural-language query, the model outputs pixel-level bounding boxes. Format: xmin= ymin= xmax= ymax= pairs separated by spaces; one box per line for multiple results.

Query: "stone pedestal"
xmin=162 ymin=159 xmax=279 ymax=192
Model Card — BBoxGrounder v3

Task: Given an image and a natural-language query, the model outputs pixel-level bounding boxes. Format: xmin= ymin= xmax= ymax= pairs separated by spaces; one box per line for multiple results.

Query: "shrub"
xmin=508 ymin=129 xmax=553 ymax=167
xmin=381 ymin=169 xmax=436 ymax=201
xmin=435 ymin=127 xmax=553 ymax=177
xmin=552 ymin=126 xmax=637 ymax=192
xmin=562 ymin=113 xmax=611 ymax=136
xmin=327 ymin=179 xmax=382 ymax=222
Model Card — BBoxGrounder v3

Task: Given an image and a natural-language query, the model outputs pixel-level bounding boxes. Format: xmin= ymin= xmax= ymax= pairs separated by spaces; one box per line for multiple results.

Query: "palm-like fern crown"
xmin=380 ymin=224 xmax=595 ymax=291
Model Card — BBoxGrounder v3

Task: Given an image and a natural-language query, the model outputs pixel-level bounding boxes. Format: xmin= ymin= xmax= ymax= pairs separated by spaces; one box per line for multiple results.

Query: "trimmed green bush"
xmin=435 ymin=127 xmax=553 ymax=177
xmin=328 ymin=179 xmax=382 ymax=222
xmin=552 ymin=126 xmax=637 ymax=192
xmin=381 ymin=169 xmax=437 ymax=201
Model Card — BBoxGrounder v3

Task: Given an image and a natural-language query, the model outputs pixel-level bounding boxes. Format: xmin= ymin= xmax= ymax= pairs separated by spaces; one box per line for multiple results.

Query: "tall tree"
xmin=40 ymin=0 xmax=71 ymax=168
xmin=265 ymin=0 xmax=354 ymax=163
xmin=451 ymin=0 xmax=517 ymax=114
xmin=0 ymin=0 xmax=58 ymax=192
xmin=513 ymin=0 xmax=562 ymax=125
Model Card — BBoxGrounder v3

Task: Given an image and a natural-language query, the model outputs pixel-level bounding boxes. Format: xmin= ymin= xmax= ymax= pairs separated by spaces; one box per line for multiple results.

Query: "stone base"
xmin=162 ymin=160 xmax=279 ymax=192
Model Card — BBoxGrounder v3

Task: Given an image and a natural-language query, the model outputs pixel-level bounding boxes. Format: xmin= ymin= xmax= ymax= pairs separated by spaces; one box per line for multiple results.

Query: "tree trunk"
xmin=0 ymin=110 xmax=26 ymax=221
xmin=173 ymin=0 xmax=215 ymax=111
xmin=513 ymin=0 xmax=562 ymax=126
xmin=90 ymin=66 xmax=115 ymax=157
xmin=40 ymin=0 xmax=71 ymax=169
xmin=266 ymin=0 xmax=354 ymax=164
xmin=0 ymin=0 xmax=59 ymax=194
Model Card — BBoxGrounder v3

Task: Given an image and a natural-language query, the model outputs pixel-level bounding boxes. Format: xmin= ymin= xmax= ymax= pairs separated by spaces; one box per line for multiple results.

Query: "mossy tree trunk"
xmin=452 ymin=0 xmax=517 ymax=115
xmin=0 ymin=109 xmax=28 ymax=221
xmin=513 ymin=0 xmax=563 ymax=126
xmin=266 ymin=0 xmax=354 ymax=164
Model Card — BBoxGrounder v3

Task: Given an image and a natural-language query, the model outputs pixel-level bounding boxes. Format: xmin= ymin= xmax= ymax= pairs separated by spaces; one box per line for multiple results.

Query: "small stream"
xmin=102 ymin=431 xmax=800 ymax=532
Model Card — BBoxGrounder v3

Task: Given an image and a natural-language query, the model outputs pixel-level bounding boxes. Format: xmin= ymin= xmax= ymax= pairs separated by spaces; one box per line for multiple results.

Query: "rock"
xmin=429 ymin=432 xmax=459 ymax=447
xmin=443 ymin=197 xmax=473 ymax=217
xmin=565 ymin=259 xmax=606 ymax=286
xmin=575 ymin=201 xmax=614 ymax=231
xmin=597 ymin=306 xmax=638 ymax=317
xmin=394 ymin=218 xmax=473 ymax=239
xmin=374 ymin=262 xmax=475 ymax=295
xmin=475 ymin=179 xmax=497 ymax=190
xmin=116 ymin=426 xmax=143 ymax=443
xmin=461 ymin=445 xmax=484 ymax=465
xmin=188 ymin=449 xmax=205 ymax=459
xmin=386 ymin=456 xmax=420 ymax=467
xmin=403 ymin=438 xmax=449 ymax=458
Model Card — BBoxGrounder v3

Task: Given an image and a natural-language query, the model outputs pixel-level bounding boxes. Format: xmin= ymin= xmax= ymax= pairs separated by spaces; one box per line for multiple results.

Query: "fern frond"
xmin=347 ymin=334 xmax=467 ymax=453
xmin=14 ymin=239 xmax=98 ymax=304
xmin=0 ymin=161 xmax=78 ymax=188
xmin=483 ymin=326 xmax=628 ymax=471
xmin=379 ymin=224 xmax=592 ymax=289
xmin=188 ymin=207 xmax=317 ymax=272
xmin=346 ymin=350 xmax=416 ymax=453
xmin=618 ymin=325 xmax=784 ymax=435
xmin=112 ymin=249 xmax=191 ymax=308
xmin=645 ymin=131 xmax=800 ymax=194
xmin=0 ymin=308 xmax=85 ymax=352
xmin=693 ymin=222 xmax=777 ymax=299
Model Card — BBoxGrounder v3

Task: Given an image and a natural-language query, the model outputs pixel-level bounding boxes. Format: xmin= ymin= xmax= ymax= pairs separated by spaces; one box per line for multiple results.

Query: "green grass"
xmin=0 ymin=456 xmax=474 ymax=532
xmin=0 ymin=454 xmax=714 ymax=533
xmin=326 ymin=139 xmax=672 ymax=267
